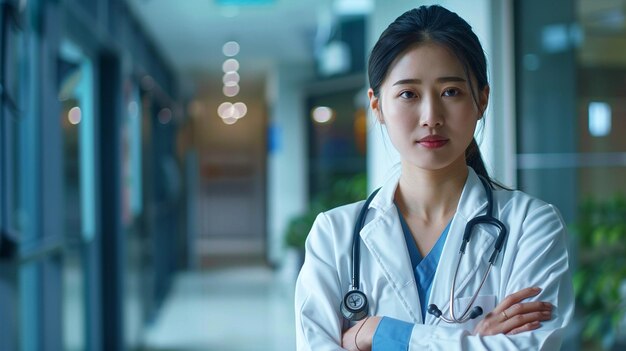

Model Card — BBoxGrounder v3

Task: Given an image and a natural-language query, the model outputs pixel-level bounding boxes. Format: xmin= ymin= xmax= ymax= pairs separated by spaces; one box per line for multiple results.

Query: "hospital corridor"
xmin=1 ymin=0 xmax=626 ymax=350
xmin=141 ymin=262 xmax=297 ymax=350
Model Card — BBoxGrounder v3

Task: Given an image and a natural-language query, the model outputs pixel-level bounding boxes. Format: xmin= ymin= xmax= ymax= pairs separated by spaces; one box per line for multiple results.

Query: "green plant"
xmin=284 ymin=173 xmax=367 ymax=250
xmin=572 ymin=195 xmax=626 ymax=349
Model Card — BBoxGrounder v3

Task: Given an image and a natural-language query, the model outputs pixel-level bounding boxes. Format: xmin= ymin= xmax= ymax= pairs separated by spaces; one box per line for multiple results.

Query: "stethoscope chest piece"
xmin=341 ymin=289 xmax=369 ymax=321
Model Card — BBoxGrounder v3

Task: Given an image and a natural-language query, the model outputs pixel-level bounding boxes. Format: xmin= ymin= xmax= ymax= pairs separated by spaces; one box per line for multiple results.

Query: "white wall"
xmin=367 ymin=0 xmax=516 ymax=190
xmin=266 ymin=62 xmax=314 ymax=267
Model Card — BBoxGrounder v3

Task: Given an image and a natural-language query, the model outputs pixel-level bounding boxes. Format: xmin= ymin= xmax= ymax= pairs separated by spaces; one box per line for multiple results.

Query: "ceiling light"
xmin=223 ymin=84 xmax=240 ymax=97
xmin=222 ymin=41 xmax=240 ymax=56
xmin=218 ymin=102 xmax=234 ymax=119
xmin=223 ymin=117 xmax=237 ymax=125
xmin=222 ymin=58 xmax=240 ymax=73
xmin=68 ymin=106 xmax=82 ymax=125
xmin=588 ymin=102 xmax=611 ymax=137
xmin=333 ymin=0 xmax=373 ymax=16
xmin=223 ymin=71 xmax=240 ymax=86
xmin=312 ymin=106 xmax=334 ymax=124
xmin=233 ymin=102 xmax=247 ymax=119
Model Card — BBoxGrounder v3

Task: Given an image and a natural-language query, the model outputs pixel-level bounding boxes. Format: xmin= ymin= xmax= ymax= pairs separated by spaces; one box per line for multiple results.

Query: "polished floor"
xmin=142 ymin=262 xmax=297 ymax=351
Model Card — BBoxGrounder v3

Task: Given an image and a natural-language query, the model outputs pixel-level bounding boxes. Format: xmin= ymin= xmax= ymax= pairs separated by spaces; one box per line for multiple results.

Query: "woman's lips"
xmin=417 ymin=135 xmax=449 ymax=149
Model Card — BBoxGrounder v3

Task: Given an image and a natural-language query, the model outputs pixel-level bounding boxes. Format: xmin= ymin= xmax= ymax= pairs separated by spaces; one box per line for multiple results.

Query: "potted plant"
xmin=572 ymin=195 xmax=626 ymax=350
xmin=284 ymin=173 xmax=367 ymax=266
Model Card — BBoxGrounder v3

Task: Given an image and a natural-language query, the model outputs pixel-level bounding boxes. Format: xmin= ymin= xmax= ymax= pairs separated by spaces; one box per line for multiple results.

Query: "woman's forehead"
xmin=385 ymin=42 xmax=466 ymax=82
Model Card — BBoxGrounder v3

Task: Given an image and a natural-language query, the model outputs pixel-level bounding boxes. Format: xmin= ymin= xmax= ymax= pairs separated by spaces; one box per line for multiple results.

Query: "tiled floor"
xmin=142 ymin=263 xmax=297 ymax=351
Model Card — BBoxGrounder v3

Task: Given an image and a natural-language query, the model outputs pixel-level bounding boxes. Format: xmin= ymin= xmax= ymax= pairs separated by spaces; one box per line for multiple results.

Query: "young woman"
xmin=295 ymin=5 xmax=573 ymax=351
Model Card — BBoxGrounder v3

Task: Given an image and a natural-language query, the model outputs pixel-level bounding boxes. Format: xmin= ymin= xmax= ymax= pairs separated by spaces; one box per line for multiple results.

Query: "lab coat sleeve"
xmin=404 ymin=203 xmax=574 ymax=350
xmin=295 ymin=212 xmax=348 ymax=351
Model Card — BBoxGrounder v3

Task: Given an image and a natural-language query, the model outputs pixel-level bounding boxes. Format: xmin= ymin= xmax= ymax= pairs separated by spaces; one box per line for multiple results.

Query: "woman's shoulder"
xmin=319 ymin=199 xmax=368 ymax=226
xmin=304 ymin=200 xmax=369 ymax=256
xmin=493 ymin=187 xmax=565 ymax=227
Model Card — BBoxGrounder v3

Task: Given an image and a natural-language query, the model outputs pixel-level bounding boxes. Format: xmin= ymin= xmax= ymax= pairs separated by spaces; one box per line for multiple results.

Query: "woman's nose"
xmin=419 ymin=95 xmax=444 ymax=127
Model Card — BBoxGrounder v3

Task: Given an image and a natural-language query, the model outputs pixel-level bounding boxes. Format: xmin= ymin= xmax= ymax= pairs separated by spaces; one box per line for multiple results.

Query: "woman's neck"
xmin=395 ymin=162 xmax=468 ymax=223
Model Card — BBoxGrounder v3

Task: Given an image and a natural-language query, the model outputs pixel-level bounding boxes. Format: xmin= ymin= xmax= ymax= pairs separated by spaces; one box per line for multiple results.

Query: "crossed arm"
xmin=341 ymin=287 xmax=553 ymax=351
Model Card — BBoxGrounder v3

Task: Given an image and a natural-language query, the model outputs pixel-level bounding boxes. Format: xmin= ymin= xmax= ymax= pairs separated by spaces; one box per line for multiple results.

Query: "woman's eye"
xmin=442 ymin=88 xmax=459 ymax=97
xmin=399 ymin=91 xmax=417 ymax=99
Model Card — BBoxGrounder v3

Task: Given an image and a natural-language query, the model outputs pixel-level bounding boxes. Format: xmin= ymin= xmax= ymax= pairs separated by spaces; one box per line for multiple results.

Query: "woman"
xmin=294 ymin=5 xmax=573 ymax=351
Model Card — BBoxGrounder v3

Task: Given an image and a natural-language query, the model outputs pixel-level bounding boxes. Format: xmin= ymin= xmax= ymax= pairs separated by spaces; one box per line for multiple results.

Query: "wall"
xmin=266 ymin=62 xmax=314 ymax=267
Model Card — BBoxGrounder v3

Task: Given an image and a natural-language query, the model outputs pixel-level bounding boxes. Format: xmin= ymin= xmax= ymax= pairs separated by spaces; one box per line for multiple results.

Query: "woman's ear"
xmin=368 ymin=88 xmax=384 ymax=124
xmin=478 ymin=85 xmax=490 ymax=118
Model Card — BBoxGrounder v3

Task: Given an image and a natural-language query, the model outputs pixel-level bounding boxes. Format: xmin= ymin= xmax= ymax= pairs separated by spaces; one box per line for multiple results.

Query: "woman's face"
xmin=369 ymin=42 xmax=489 ymax=173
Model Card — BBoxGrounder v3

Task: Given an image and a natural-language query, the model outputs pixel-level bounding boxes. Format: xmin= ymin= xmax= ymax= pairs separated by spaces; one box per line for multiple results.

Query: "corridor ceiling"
xmin=126 ymin=0 xmax=344 ymax=94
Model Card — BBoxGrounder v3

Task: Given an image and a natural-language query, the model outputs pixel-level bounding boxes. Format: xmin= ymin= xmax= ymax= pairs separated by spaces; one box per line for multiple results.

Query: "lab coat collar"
xmin=359 ymin=166 xmax=496 ymax=324
xmin=365 ymin=166 xmax=487 ymax=219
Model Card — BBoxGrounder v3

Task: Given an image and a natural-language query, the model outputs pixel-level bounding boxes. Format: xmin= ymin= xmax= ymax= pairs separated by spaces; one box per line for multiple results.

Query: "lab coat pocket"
xmin=452 ymin=294 xmax=496 ymax=332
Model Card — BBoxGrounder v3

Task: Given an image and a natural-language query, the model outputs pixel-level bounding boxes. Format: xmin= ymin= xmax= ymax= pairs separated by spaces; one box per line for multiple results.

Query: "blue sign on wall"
xmin=268 ymin=123 xmax=282 ymax=154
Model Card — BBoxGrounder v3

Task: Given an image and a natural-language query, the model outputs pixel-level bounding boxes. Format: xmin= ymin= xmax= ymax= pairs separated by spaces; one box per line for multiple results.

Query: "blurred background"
xmin=0 ymin=0 xmax=625 ymax=350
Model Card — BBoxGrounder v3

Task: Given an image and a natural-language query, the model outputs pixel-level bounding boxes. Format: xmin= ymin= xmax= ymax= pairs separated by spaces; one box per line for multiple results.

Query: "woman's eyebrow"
xmin=392 ymin=76 xmax=466 ymax=86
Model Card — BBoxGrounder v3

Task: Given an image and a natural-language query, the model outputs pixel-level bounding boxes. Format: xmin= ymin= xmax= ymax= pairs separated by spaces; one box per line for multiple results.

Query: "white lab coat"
xmin=295 ymin=167 xmax=574 ymax=350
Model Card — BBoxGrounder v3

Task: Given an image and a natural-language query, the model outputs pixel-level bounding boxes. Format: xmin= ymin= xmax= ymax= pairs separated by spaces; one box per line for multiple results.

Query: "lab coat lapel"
xmin=360 ymin=208 xmax=423 ymax=323
xmin=358 ymin=169 xmax=423 ymax=323
xmin=425 ymin=168 xmax=497 ymax=325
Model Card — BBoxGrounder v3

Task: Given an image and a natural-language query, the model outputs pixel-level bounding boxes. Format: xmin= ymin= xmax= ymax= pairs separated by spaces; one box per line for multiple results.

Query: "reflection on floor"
xmin=142 ymin=263 xmax=296 ymax=351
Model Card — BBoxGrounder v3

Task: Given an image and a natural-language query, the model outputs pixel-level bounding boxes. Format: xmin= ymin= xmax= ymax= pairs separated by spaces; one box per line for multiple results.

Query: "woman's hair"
xmin=368 ymin=5 xmax=500 ymax=187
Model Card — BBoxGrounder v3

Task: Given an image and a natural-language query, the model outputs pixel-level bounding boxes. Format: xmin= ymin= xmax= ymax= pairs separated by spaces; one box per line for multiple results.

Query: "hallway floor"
xmin=141 ymin=263 xmax=297 ymax=351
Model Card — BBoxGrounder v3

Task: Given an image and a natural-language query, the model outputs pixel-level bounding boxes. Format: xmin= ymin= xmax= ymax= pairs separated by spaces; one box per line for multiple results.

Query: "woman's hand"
xmin=341 ymin=316 xmax=381 ymax=351
xmin=474 ymin=287 xmax=552 ymax=336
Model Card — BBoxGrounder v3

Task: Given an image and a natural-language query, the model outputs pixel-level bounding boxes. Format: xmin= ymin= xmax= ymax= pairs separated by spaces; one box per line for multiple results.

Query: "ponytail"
xmin=465 ymin=138 xmax=509 ymax=189
xmin=465 ymin=137 xmax=489 ymax=178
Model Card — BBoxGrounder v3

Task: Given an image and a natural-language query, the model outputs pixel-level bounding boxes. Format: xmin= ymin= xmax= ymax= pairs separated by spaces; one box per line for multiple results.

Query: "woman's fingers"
xmin=492 ymin=287 xmax=542 ymax=315
xmin=474 ymin=308 xmax=551 ymax=336
xmin=507 ymin=321 xmax=541 ymax=335
xmin=501 ymin=301 xmax=552 ymax=321
xmin=474 ymin=295 xmax=553 ymax=336
xmin=499 ymin=307 xmax=552 ymax=333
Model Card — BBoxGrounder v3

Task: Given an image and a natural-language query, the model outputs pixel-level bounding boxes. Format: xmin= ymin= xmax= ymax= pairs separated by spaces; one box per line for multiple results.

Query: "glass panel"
xmin=307 ymin=88 xmax=367 ymax=199
xmin=59 ymin=39 xmax=95 ymax=351
xmin=19 ymin=262 xmax=40 ymax=351
xmin=0 ymin=3 xmax=4 ymax=242
xmin=4 ymin=1 xmax=26 ymax=238
xmin=122 ymin=79 xmax=144 ymax=348
xmin=62 ymin=248 xmax=85 ymax=351
xmin=516 ymin=0 xmax=626 ymax=348
xmin=515 ymin=0 xmax=577 ymax=155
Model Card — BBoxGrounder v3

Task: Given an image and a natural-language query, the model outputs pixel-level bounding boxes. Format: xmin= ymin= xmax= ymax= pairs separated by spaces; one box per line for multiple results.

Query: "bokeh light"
xmin=158 ymin=108 xmax=172 ymax=124
xmin=68 ymin=106 xmax=82 ymax=125
xmin=222 ymin=58 xmax=240 ymax=73
xmin=222 ymin=41 xmax=240 ymax=57
xmin=233 ymin=102 xmax=247 ymax=119
xmin=223 ymin=71 xmax=240 ymax=86
xmin=223 ymin=84 xmax=240 ymax=97
xmin=222 ymin=116 xmax=237 ymax=125
xmin=312 ymin=106 xmax=334 ymax=124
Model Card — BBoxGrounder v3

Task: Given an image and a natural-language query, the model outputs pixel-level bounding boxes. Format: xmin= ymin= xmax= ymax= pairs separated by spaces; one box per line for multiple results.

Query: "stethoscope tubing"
xmin=343 ymin=175 xmax=508 ymax=324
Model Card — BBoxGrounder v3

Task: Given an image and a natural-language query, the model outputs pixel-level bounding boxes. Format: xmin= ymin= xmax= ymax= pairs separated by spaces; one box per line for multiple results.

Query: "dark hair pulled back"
xmin=368 ymin=5 xmax=496 ymax=186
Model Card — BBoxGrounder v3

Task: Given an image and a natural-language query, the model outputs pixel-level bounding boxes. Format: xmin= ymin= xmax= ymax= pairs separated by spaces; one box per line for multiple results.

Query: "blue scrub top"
xmin=371 ymin=206 xmax=453 ymax=349
xmin=395 ymin=204 xmax=451 ymax=320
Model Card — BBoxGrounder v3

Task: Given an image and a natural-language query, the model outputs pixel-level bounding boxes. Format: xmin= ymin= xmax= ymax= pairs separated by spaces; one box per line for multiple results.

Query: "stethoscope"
xmin=340 ymin=176 xmax=508 ymax=324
